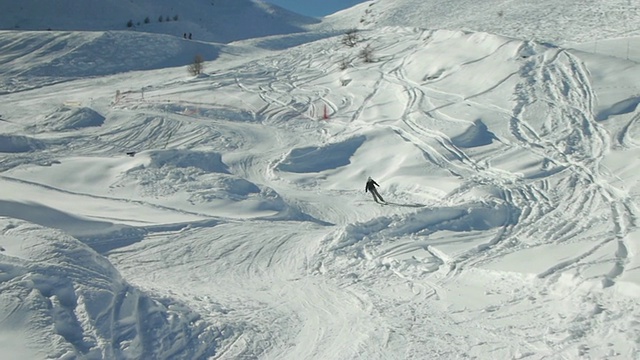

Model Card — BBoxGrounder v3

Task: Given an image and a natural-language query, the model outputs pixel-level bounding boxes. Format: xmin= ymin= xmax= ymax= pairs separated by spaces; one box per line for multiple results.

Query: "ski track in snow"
xmin=1 ymin=27 xmax=640 ymax=359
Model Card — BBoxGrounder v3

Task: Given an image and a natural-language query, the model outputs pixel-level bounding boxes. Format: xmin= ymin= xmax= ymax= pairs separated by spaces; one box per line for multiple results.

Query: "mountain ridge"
xmin=320 ymin=0 xmax=640 ymax=45
xmin=0 ymin=0 xmax=319 ymax=43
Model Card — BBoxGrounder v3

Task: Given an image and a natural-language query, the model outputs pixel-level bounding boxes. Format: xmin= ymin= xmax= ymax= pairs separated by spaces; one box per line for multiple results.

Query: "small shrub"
xmin=188 ymin=54 xmax=204 ymax=76
xmin=359 ymin=44 xmax=375 ymax=63
xmin=338 ymin=58 xmax=350 ymax=70
xmin=144 ymin=17 xmax=150 ymax=24
xmin=126 ymin=20 xmax=133 ymax=28
xmin=342 ymin=29 xmax=359 ymax=47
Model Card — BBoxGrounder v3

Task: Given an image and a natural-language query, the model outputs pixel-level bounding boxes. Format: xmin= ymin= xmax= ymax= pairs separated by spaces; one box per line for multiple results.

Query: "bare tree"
xmin=342 ymin=29 xmax=359 ymax=47
xmin=338 ymin=57 xmax=351 ymax=70
xmin=359 ymin=44 xmax=375 ymax=63
xmin=188 ymin=54 xmax=204 ymax=76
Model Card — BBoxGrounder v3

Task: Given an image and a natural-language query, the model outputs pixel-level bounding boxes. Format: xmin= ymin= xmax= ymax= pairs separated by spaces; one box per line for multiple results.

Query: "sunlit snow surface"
xmin=1 ymin=21 xmax=640 ymax=360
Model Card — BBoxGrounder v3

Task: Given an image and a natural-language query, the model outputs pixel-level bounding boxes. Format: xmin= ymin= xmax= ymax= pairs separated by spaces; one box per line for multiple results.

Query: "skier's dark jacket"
xmin=365 ymin=178 xmax=379 ymax=193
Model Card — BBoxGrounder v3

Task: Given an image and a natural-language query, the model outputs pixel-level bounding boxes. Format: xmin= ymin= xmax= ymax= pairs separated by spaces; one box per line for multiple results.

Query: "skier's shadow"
xmin=384 ymin=201 xmax=426 ymax=208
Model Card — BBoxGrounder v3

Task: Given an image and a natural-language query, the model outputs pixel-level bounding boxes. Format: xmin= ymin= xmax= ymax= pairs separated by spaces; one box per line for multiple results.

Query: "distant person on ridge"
xmin=365 ymin=177 xmax=385 ymax=203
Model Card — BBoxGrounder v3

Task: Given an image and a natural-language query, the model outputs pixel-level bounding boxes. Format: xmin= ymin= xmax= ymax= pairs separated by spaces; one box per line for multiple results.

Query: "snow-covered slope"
xmin=0 ymin=30 xmax=234 ymax=93
xmin=0 ymin=218 xmax=219 ymax=359
xmin=0 ymin=0 xmax=318 ymax=43
xmin=2 ymin=0 xmax=640 ymax=358
xmin=1 ymin=23 xmax=640 ymax=358
xmin=321 ymin=0 xmax=640 ymax=45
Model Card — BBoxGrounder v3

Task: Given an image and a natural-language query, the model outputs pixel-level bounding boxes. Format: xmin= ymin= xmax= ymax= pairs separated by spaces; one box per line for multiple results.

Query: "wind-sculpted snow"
xmin=1 ymin=24 xmax=640 ymax=359
xmin=596 ymin=96 xmax=640 ymax=121
xmin=0 ymin=199 xmax=139 ymax=239
xmin=37 ymin=106 xmax=105 ymax=131
xmin=147 ymin=150 xmax=230 ymax=174
xmin=276 ymin=136 xmax=365 ymax=173
xmin=450 ymin=119 xmax=496 ymax=148
xmin=0 ymin=218 xmax=219 ymax=359
xmin=328 ymin=200 xmax=516 ymax=253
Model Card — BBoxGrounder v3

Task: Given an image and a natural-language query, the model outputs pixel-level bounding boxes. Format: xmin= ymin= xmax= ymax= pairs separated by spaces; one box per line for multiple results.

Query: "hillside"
xmin=1 ymin=1 xmax=640 ymax=359
xmin=0 ymin=0 xmax=318 ymax=43
xmin=321 ymin=0 xmax=640 ymax=45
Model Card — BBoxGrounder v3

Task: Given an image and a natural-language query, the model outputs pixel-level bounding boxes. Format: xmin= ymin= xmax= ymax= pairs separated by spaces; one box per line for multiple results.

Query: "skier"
xmin=365 ymin=177 xmax=385 ymax=203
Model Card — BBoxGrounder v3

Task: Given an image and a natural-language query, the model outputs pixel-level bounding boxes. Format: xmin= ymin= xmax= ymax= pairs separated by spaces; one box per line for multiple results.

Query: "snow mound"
xmin=596 ymin=96 xmax=640 ymax=121
xmin=41 ymin=106 xmax=105 ymax=131
xmin=276 ymin=136 xmax=366 ymax=173
xmin=0 ymin=134 xmax=45 ymax=153
xmin=0 ymin=218 xmax=219 ymax=359
xmin=330 ymin=199 xmax=515 ymax=251
xmin=451 ymin=120 xmax=496 ymax=148
xmin=147 ymin=149 xmax=230 ymax=174
xmin=122 ymin=151 xmax=288 ymax=218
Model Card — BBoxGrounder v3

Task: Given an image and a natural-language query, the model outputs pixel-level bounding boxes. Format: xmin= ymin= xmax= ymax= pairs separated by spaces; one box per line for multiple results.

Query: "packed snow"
xmin=1 ymin=0 xmax=640 ymax=359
